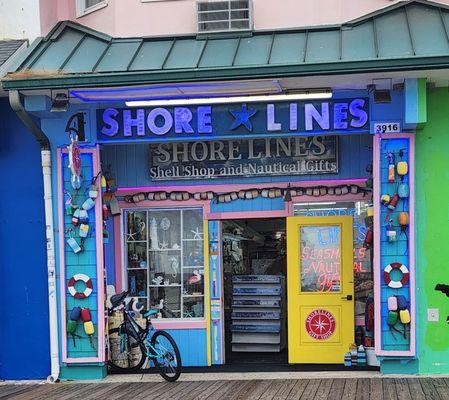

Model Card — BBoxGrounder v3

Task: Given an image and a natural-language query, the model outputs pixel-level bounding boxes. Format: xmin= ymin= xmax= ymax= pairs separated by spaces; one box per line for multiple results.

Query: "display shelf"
xmin=148 ymin=284 xmax=182 ymax=287
xmin=182 ymin=294 xmax=204 ymax=298
xmin=149 ymin=248 xmax=181 ymax=252
xmin=231 ymin=275 xmax=286 ymax=353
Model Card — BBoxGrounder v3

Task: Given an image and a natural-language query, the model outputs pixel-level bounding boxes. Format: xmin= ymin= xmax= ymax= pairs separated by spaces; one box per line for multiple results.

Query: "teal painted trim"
xmin=59 ymin=364 xmax=107 ymax=380
xmin=405 ymin=78 xmax=427 ymax=130
xmin=5 ymin=56 xmax=449 ymax=91
xmin=405 ymin=78 xmax=419 ymax=130
xmin=380 ymin=358 xmax=419 ymax=374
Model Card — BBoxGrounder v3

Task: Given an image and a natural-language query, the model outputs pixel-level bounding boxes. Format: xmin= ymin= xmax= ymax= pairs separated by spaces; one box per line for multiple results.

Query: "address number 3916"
xmin=373 ymin=122 xmax=401 ymax=134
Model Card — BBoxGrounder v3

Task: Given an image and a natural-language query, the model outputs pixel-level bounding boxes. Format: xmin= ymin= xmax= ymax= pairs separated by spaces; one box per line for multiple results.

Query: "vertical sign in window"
xmin=299 ymin=225 xmax=341 ymax=292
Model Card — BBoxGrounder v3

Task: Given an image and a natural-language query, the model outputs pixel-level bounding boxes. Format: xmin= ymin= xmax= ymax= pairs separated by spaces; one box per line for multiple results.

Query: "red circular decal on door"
xmin=305 ymin=309 xmax=336 ymax=340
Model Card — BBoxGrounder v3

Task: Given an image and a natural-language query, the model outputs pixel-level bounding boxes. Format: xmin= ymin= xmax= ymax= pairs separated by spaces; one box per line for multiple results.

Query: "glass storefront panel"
xmin=125 ymin=207 xmax=205 ymax=319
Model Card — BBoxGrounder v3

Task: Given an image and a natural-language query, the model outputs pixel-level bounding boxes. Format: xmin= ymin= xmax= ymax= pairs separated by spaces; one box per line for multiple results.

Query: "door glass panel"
xmin=299 ymin=225 xmax=341 ymax=293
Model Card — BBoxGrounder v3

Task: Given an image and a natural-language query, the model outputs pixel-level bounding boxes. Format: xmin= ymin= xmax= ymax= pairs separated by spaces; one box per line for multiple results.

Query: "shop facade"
xmin=4 ymin=3 xmax=449 ymax=379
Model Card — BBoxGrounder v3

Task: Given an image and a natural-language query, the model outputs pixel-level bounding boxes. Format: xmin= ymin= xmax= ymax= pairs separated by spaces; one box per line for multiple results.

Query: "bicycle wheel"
xmin=108 ymin=326 xmax=146 ymax=371
xmin=150 ymin=330 xmax=182 ymax=382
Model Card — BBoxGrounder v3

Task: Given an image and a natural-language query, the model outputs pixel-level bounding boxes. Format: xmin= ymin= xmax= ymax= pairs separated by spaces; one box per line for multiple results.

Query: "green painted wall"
xmin=416 ymin=88 xmax=449 ymax=374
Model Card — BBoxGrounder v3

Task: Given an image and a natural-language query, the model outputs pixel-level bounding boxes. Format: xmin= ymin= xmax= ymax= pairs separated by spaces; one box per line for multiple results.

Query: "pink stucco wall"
xmin=40 ymin=0 xmax=449 ymax=38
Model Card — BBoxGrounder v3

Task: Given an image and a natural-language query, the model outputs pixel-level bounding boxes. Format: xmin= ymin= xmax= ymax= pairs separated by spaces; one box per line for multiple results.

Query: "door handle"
xmin=341 ymin=295 xmax=353 ymax=301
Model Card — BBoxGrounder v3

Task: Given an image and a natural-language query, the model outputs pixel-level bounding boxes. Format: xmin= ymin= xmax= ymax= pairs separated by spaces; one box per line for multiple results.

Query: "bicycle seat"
xmin=141 ymin=309 xmax=158 ymax=318
xmin=110 ymin=290 xmax=129 ymax=308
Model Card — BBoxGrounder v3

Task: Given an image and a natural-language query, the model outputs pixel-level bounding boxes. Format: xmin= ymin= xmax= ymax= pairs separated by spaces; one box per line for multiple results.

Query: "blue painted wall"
xmin=0 ymin=98 xmax=50 ymax=379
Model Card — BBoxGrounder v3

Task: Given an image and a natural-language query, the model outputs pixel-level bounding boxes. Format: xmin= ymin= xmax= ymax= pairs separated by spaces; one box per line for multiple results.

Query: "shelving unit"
xmin=231 ymin=275 xmax=286 ymax=352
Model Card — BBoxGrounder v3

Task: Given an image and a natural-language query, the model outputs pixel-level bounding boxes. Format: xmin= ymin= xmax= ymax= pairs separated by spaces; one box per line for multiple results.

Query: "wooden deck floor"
xmin=1 ymin=378 xmax=449 ymax=400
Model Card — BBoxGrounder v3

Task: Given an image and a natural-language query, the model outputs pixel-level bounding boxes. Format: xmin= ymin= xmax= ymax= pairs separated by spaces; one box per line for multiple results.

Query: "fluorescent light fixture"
xmin=124 ymin=91 xmax=332 ymax=107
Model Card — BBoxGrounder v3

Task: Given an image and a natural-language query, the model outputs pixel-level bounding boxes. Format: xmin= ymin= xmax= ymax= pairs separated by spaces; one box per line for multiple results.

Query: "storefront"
xmin=7 ymin=10 xmax=448 ymax=379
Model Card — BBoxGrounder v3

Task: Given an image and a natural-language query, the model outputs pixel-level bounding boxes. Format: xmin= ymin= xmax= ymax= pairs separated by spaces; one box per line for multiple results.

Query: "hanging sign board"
xmin=96 ymin=98 xmax=369 ymax=143
xmin=149 ymin=136 xmax=338 ymax=180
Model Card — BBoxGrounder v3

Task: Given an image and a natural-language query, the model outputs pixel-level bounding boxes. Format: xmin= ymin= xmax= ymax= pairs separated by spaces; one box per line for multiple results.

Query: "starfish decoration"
xmin=229 ymin=103 xmax=258 ymax=131
xmin=159 ymin=241 xmax=169 ymax=250
xmin=126 ymin=230 xmax=139 ymax=241
xmin=191 ymin=228 xmax=204 ymax=240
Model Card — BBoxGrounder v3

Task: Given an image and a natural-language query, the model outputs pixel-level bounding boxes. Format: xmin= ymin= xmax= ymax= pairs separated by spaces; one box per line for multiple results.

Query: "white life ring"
xmin=383 ymin=262 xmax=409 ymax=288
xmin=68 ymin=273 xmax=93 ymax=299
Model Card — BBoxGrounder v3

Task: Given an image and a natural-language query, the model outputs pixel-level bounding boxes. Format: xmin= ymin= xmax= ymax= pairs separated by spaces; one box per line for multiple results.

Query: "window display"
xmin=125 ymin=208 xmax=204 ymax=319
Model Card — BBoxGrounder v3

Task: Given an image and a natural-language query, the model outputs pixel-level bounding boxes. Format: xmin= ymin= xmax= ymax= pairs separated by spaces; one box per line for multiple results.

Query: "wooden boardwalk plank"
xmin=383 ymin=378 xmax=397 ymax=400
xmin=420 ymin=378 xmax=442 ymax=400
xmin=406 ymin=379 xmax=426 ymax=400
xmin=207 ymin=380 xmax=248 ymax=400
xmin=355 ymin=378 xmax=370 ymax=400
xmin=0 ymin=385 xmax=40 ymax=399
xmin=299 ymin=379 xmax=321 ymax=400
xmin=328 ymin=378 xmax=345 ymax=400
xmin=395 ymin=378 xmax=412 ymax=400
xmin=369 ymin=379 xmax=383 ymax=400
xmin=258 ymin=379 xmax=286 ymax=400
xmin=131 ymin=382 xmax=172 ymax=400
xmin=195 ymin=380 xmax=228 ymax=400
xmin=183 ymin=380 xmax=218 ymax=400
xmin=342 ymin=379 xmax=358 ymax=400
xmin=171 ymin=381 xmax=205 ymax=400
xmin=431 ymin=378 xmax=449 ymax=400
xmin=286 ymin=380 xmax=309 ymax=400
xmin=314 ymin=379 xmax=333 ymax=400
xmin=227 ymin=380 xmax=259 ymax=400
xmin=274 ymin=379 xmax=300 ymax=399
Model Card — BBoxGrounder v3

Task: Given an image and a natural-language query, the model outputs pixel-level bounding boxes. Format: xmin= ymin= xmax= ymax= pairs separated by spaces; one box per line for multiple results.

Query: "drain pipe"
xmin=9 ymin=90 xmax=60 ymax=383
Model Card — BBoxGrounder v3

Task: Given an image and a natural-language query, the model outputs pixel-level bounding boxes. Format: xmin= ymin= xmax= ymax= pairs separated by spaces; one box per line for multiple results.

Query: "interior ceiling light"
xmin=124 ymin=91 xmax=333 ymax=107
xmin=70 ymin=80 xmax=283 ymax=103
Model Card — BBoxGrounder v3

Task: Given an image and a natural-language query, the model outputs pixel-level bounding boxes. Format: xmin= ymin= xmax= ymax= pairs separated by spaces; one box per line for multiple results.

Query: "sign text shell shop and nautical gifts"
xmin=96 ymin=98 xmax=369 ymax=142
xmin=149 ymin=136 xmax=338 ymax=180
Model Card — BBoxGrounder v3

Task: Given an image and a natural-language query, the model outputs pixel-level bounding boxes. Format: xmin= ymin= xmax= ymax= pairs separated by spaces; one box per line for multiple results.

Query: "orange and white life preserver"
xmin=383 ymin=262 xmax=409 ymax=288
xmin=68 ymin=273 xmax=93 ymax=299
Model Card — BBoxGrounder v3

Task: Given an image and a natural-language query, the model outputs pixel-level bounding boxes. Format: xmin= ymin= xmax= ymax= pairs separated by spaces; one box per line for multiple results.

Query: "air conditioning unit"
xmin=197 ymin=0 xmax=252 ymax=33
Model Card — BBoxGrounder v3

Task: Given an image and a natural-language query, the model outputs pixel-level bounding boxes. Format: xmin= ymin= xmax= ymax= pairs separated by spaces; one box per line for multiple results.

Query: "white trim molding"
xmin=76 ymin=0 xmax=108 ymax=18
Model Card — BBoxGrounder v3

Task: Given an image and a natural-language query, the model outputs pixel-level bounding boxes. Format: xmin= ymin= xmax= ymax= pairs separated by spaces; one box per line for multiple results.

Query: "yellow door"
xmin=287 ymin=216 xmax=354 ymax=364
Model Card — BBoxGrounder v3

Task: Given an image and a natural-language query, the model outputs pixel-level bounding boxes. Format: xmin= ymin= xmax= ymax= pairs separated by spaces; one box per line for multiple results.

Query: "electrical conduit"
xmin=9 ymin=90 xmax=59 ymax=383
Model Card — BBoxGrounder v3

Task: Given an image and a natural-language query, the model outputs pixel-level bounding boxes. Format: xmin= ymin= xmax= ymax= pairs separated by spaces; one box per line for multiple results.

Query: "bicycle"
xmin=108 ymin=290 xmax=182 ymax=382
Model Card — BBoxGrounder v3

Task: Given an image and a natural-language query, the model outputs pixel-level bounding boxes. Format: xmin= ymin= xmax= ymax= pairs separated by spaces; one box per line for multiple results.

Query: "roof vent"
xmin=197 ymin=0 xmax=252 ymax=33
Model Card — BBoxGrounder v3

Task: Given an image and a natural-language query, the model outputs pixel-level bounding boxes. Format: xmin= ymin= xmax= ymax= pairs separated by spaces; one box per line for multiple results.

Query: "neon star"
xmin=229 ymin=104 xmax=258 ymax=131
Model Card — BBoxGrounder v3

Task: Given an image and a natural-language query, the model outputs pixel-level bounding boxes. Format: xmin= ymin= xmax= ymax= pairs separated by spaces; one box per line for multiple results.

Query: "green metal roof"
xmin=4 ymin=0 xmax=449 ymax=90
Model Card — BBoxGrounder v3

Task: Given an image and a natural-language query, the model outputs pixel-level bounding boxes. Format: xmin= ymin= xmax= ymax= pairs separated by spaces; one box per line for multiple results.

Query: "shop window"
xmin=125 ymin=208 xmax=205 ymax=319
xmin=76 ymin=0 xmax=107 ymax=17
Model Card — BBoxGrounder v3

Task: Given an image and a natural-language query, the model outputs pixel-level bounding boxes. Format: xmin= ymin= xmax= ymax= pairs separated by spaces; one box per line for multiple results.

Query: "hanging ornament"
xmin=80 ymin=308 xmax=95 ymax=349
xmin=386 ymin=220 xmax=396 ymax=242
xmin=384 ymin=262 xmax=409 ymax=288
xmin=68 ymin=134 xmax=82 ymax=190
xmin=386 ymin=152 xmax=395 ymax=183
xmin=381 ymin=194 xmax=391 ymax=206
xmin=398 ymin=183 xmax=409 ymax=199
xmin=160 ymin=217 xmax=171 ymax=231
xmin=68 ymin=273 xmax=93 ymax=298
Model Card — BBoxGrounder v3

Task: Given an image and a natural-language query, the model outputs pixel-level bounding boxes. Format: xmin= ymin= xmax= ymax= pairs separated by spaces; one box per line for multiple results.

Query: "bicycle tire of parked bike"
xmin=108 ymin=326 xmax=146 ymax=372
xmin=151 ymin=330 xmax=182 ymax=382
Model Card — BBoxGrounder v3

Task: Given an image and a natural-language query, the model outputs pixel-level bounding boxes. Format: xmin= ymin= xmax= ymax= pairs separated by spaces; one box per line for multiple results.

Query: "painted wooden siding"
xmin=164 ymin=329 xmax=208 ymax=366
xmin=100 ymin=134 xmax=372 ymax=188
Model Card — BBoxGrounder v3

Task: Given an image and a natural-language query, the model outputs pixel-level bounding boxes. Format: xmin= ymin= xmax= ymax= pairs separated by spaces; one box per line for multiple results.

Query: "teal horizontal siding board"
xmin=129 ymin=40 xmax=174 ymax=71
xmin=95 ymin=41 xmax=142 ymax=72
xmin=163 ymin=39 xmax=206 ymax=69
xmin=305 ymin=30 xmax=340 ymax=63
xmin=375 ymin=10 xmax=414 ymax=57
xmin=342 ymin=22 xmax=376 ymax=61
xmin=198 ymin=38 xmax=239 ymax=68
xmin=233 ymin=35 xmax=272 ymax=66
xmin=63 ymin=37 xmax=109 ymax=73
xmin=269 ymin=33 xmax=306 ymax=64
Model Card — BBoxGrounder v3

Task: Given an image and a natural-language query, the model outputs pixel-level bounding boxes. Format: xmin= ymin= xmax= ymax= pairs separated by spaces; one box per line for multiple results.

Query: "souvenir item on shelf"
xmin=366 ymin=205 xmax=374 ymax=218
xmin=102 ymin=204 xmax=109 ymax=220
xmin=363 ymin=228 xmax=373 ymax=249
xmin=159 ymin=240 xmax=169 ymax=250
xmin=383 ymin=262 xmax=409 ymax=288
xmin=169 ymin=256 xmax=179 ymax=278
xmin=68 ymin=134 xmax=82 ymax=190
xmin=172 ymin=243 xmax=180 ymax=250
xmin=188 ymin=270 xmax=202 ymax=285
xmin=68 ymin=273 xmax=93 ymax=299
xmin=150 ymin=217 xmax=160 ymax=250
xmin=386 ymin=220 xmax=396 ymax=242
xmin=80 ymin=307 xmax=95 ymax=349
xmin=152 ymin=276 xmax=163 ymax=286
xmin=191 ymin=227 xmax=203 ymax=239
xmin=386 ymin=152 xmax=395 ymax=183
xmin=164 ymin=279 xmax=170 ymax=286
xmin=160 ymin=217 xmax=171 ymax=231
